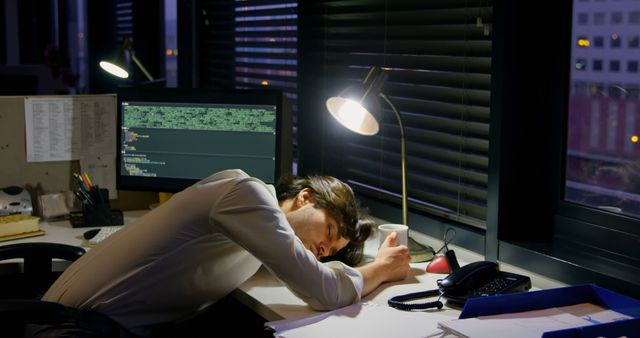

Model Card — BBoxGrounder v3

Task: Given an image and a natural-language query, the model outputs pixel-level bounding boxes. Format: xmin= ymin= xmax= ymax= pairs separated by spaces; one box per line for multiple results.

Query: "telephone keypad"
xmin=476 ymin=276 xmax=522 ymax=296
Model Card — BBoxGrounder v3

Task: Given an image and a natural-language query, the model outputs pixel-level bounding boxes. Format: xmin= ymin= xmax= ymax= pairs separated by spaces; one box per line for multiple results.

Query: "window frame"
xmin=491 ymin=1 xmax=640 ymax=299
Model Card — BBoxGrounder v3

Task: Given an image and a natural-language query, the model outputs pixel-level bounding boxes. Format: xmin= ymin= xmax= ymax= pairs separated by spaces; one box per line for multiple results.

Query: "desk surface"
xmin=234 ymin=236 xmax=464 ymax=322
xmin=1 ymin=210 xmax=567 ymax=323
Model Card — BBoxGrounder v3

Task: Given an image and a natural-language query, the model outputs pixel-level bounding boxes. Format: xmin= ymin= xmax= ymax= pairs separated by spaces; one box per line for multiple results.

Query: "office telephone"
xmin=388 ymin=261 xmax=531 ymax=310
xmin=437 ymin=260 xmax=532 ymax=306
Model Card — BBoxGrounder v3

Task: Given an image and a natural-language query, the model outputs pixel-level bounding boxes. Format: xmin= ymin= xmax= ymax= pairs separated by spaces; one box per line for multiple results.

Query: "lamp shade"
xmin=326 ymin=90 xmax=380 ymax=135
xmin=99 ymin=38 xmax=154 ymax=81
xmin=99 ymin=60 xmax=129 ymax=79
xmin=99 ymin=40 xmax=130 ymax=79
xmin=326 ymin=67 xmax=389 ymax=136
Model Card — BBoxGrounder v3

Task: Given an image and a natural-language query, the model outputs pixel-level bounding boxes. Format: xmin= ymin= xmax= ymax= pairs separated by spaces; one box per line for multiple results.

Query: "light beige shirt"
xmin=43 ymin=169 xmax=363 ymax=336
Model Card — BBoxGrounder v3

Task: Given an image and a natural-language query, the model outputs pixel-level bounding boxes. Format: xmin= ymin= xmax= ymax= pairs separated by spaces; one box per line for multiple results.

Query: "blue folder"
xmin=458 ymin=284 xmax=640 ymax=337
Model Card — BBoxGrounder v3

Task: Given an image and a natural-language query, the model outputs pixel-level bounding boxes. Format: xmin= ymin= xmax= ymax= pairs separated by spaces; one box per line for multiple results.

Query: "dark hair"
xmin=276 ymin=173 xmax=373 ymax=266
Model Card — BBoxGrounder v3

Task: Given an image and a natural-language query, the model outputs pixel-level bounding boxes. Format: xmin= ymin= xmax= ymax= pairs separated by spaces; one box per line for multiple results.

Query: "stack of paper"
xmin=436 ymin=303 xmax=633 ymax=338
xmin=265 ymin=302 xmax=453 ymax=338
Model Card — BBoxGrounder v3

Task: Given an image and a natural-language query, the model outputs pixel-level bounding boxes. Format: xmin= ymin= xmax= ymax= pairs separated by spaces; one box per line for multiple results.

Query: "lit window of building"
xmin=610 ymin=33 xmax=621 ymax=47
xmin=576 ymin=58 xmax=588 ymax=70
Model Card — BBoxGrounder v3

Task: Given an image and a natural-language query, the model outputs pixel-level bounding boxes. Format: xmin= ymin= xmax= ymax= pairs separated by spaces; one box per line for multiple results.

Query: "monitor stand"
xmin=149 ymin=192 xmax=173 ymax=209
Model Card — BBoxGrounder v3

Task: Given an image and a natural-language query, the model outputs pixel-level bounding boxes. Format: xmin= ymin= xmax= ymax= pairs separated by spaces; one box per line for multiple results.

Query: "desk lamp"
xmin=100 ymin=38 xmax=168 ymax=206
xmin=99 ymin=37 xmax=154 ymax=81
xmin=326 ymin=67 xmax=434 ymax=262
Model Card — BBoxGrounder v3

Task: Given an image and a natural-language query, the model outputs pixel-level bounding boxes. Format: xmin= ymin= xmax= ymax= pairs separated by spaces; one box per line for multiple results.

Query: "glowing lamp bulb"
xmin=99 ymin=61 xmax=129 ymax=79
xmin=336 ymin=99 xmax=368 ymax=132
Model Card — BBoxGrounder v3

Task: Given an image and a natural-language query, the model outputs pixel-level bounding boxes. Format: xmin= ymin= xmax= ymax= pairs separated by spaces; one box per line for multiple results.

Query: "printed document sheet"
xmin=265 ymin=302 xmax=452 ymax=338
xmin=436 ymin=303 xmax=632 ymax=338
xmin=24 ymin=95 xmax=116 ymax=162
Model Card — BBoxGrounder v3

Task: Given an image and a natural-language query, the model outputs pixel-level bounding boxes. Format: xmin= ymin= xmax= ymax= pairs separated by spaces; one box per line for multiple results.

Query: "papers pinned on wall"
xmin=24 ymin=95 xmax=116 ymax=162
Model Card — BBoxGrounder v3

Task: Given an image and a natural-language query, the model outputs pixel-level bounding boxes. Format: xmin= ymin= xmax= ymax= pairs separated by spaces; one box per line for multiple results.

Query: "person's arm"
xmin=211 ymin=178 xmax=362 ymax=310
xmin=357 ymin=232 xmax=411 ymax=296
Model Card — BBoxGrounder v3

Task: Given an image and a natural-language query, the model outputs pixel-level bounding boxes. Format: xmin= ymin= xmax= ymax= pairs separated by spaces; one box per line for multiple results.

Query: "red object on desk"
xmin=426 ymin=255 xmax=452 ymax=274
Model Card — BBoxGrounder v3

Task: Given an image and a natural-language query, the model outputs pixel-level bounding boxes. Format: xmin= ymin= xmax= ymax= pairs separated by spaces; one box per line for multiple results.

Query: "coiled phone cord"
xmin=387 ymin=289 xmax=444 ymax=310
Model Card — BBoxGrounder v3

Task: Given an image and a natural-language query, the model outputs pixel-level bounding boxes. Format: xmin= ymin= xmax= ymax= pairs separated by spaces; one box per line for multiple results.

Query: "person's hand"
xmin=374 ymin=232 xmax=411 ymax=282
xmin=357 ymin=231 xmax=411 ymax=296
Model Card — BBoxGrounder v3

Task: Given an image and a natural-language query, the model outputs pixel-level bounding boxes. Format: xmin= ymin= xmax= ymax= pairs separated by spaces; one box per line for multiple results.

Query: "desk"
xmin=1 ymin=211 xmax=567 ymax=324
xmin=234 ymin=232 xmax=463 ymax=322
xmin=234 ymin=229 xmax=568 ymax=323
xmin=0 ymin=210 xmax=148 ymax=248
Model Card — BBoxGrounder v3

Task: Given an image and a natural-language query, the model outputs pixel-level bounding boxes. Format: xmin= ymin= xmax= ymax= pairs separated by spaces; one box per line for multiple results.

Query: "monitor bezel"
xmin=116 ymin=87 xmax=289 ymax=193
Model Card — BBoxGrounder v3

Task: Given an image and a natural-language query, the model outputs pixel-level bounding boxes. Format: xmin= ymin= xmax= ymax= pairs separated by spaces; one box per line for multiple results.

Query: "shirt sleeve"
xmin=209 ymin=178 xmax=363 ymax=310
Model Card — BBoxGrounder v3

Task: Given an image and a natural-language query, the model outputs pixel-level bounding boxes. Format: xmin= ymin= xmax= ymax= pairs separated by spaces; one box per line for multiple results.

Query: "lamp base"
xmin=408 ymin=236 xmax=435 ymax=263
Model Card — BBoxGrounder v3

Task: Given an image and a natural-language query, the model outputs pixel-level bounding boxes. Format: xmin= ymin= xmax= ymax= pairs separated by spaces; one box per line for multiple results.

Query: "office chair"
xmin=0 ymin=242 xmax=86 ymax=337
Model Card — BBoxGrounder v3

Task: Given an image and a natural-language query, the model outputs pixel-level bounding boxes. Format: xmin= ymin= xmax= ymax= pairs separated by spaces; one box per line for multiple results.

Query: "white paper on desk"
xmin=265 ymin=302 xmax=452 ymax=338
xmin=25 ymin=95 xmax=116 ymax=162
xmin=437 ymin=307 xmax=597 ymax=338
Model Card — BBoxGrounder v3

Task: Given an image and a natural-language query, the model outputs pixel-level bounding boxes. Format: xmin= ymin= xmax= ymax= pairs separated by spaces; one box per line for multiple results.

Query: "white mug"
xmin=378 ymin=223 xmax=408 ymax=247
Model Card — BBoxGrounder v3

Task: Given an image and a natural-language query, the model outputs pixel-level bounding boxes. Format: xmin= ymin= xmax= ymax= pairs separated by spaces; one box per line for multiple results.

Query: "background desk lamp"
xmin=99 ymin=38 xmax=169 ymax=206
xmin=326 ymin=66 xmax=434 ymax=262
xmin=99 ymin=37 xmax=154 ymax=81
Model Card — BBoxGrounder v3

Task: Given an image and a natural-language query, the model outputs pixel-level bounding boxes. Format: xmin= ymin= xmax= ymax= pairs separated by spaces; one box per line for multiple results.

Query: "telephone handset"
xmin=388 ymin=261 xmax=531 ymax=311
xmin=437 ymin=261 xmax=532 ymax=306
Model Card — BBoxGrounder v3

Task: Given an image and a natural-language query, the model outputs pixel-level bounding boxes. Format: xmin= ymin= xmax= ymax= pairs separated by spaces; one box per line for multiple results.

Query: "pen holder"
xmin=83 ymin=194 xmax=112 ymax=227
xmin=69 ymin=189 xmax=123 ymax=227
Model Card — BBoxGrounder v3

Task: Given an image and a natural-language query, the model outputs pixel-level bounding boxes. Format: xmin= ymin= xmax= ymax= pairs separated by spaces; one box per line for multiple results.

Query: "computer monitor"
xmin=116 ymin=87 xmax=292 ymax=192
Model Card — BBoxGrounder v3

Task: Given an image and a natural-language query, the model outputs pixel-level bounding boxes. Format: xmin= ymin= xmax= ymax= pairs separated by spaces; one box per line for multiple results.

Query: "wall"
xmin=0 ymin=95 xmax=157 ymax=213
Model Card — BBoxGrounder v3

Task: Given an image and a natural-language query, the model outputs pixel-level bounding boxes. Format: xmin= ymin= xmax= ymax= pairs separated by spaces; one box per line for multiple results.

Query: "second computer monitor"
xmin=116 ymin=87 xmax=292 ymax=192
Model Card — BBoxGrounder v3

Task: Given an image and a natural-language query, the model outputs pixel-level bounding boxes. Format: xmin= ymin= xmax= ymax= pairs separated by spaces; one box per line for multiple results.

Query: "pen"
xmin=81 ymin=189 xmax=94 ymax=203
xmin=75 ymin=190 xmax=93 ymax=205
xmin=83 ymin=172 xmax=94 ymax=190
xmin=74 ymin=190 xmax=84 ymax=203
xmin=79 ymin=173 xmax=91 ymax=191
xmin=74 ymin=173 xmax=88 ymax=191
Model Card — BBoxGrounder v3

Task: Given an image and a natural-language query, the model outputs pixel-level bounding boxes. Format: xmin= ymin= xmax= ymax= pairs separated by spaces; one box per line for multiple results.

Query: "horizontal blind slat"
xmin=300 ymin=0 xmax=492 ymax=227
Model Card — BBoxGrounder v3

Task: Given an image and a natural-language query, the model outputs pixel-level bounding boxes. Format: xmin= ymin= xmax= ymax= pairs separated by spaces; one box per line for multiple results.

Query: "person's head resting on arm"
xmin=276 ymin=173 xmax=374 ymax=266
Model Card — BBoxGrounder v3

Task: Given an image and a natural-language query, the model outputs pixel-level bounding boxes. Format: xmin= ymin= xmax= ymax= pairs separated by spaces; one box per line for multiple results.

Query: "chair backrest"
xmin=0 ymin=242 xmax=86 ymax=299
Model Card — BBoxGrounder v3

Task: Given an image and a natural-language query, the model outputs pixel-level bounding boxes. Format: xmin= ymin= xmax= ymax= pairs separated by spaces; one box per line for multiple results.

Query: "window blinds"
xmin=114 ymin=1 xmax=133 ymax=44
xmin=197 ymin=0 xmax=299 ymax=149
xmin=299 ymin=0 xmax=492 ymax=228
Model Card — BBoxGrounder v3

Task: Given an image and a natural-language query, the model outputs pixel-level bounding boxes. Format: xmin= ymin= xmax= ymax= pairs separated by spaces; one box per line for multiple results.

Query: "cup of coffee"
xmin=378 ymin=223 xmax=408 ymax=247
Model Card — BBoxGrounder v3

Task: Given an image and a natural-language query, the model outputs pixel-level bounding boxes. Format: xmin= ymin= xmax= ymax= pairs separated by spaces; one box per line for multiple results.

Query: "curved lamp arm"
xmin=381 ymin=92 xmax=408 ymax=226
xmin=130 ymin=52 xmax=154 ymax=81
xmin=122 ymin=38 xmax=154 ymax=81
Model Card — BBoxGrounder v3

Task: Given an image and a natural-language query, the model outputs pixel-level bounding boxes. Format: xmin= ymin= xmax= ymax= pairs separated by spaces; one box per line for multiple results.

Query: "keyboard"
xmin=88 ymin=226 xmax=123 ymax=245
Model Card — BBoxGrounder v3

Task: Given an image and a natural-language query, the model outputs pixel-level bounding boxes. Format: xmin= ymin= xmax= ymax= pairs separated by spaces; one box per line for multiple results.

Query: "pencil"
xmin=83 ymin=172 xmax=94 ymax=189
xmin=74 ymin=173 xmax=88 ymax=191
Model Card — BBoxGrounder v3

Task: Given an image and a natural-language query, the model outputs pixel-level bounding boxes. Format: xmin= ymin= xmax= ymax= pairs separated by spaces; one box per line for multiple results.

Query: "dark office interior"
xmin=1 ymin=0 xmax=639 ymax=331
